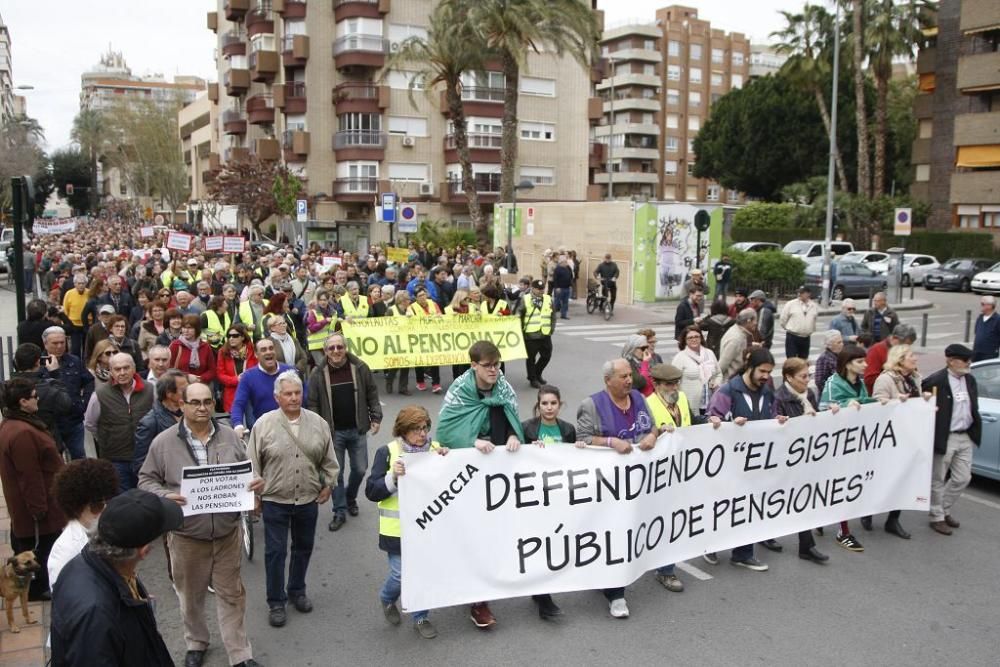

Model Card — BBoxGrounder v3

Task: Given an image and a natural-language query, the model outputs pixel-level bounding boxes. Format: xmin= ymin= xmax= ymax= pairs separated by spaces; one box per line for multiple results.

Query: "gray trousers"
xmin=929 ymin=432 xmax=973 ymax=522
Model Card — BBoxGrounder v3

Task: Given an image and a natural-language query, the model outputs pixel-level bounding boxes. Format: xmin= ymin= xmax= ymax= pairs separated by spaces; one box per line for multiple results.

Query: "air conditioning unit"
xmin=390 ymin=41 xmax=402 ymax=52
xmin=419 ymin=182 xmax=434 ymax=196
xmin=402 ymin=135 xmax=415 ymax=147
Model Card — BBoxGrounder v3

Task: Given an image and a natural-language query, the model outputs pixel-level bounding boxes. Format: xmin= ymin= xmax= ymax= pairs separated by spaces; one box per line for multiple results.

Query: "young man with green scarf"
xmin=436 ymin=340 xmax=526 ymax=629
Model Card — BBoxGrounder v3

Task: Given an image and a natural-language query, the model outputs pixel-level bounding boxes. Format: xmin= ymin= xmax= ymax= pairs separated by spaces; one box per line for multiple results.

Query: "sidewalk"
xmin=0 ymin=492 xmax=48 ymax=666
xmin=633 ymin=297 xmax=934 ymax=319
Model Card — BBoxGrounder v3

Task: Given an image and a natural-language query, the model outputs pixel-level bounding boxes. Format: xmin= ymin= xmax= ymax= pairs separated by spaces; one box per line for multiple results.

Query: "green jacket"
xmin=819 ymin=373 xmax=875 ymax=410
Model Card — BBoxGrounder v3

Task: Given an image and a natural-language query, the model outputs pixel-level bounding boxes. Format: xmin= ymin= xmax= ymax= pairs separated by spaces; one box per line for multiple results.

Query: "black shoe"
xmin=291 ymin=594 xmax=313 ymax=613
xmin=347 ymin=502 xmax=359 ymax=517
xmin=537 ymin=377 xmax=548 ymax=385
xmin=184 ymin=650 xmax=206 ymax=667
xmin=760 ymin=538 xmax=783 ymax=553
xmin=534 ymin=594 xmax=563 ymax=620
xmin=798 ymin=547 xmax=829 ymax=564
xmin=234 ymin=661 xmax=262 ymax=667
xmin=529 ymin=380 xmax=541 ymax=389
xmin=860 ymin=515 xmax=873 ymax=531
xmin=328 ymin=514 xmax=346 ymax=531
xmin=399 ymin=388 xmax=412 ymax=396
xmin=268 ymin=606 xmax=287 ymax=627
xmin=885 ymin=518 xmax=911 ymax=539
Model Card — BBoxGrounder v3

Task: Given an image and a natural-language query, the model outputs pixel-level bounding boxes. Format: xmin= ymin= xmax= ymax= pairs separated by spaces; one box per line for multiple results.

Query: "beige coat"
xmin=718 ymin=324 xmax=750 ymax=380
xmin=671 ymin=347 xmax=722 ymax=412
xmin=779 ymin=298 xmax=819 ymax=337
xmin=247 ymin=408 xmax=339 ymax=505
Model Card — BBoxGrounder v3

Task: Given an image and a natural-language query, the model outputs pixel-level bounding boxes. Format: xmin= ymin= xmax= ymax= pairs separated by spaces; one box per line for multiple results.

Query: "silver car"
xmin=970 ymin=359 xmax=1000 ymax=481
xmin=868 ymin=254 xmax=940 ymax=286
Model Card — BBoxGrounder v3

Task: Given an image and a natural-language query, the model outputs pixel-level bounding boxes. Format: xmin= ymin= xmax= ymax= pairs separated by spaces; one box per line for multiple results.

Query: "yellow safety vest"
xmin=444 ymin=305 xmax=470 ymax=316
xmin=238 ymin=299 xmax=269 ymax=328
xmin=378 ymin=439 xmax=441 ymax=538
xmin=646 ymin=391 xmax=692 ymax=430
xmin=481 ymin=299 xmax=508 ymax=317
xmin=521 ymin=294 xmax=553 ymax=336
xmin=307 ymin=309 xmax=338 ymax=351
xmin=407 ymin=301 xmax=441 ymax=317
xmin=340 ymin=294 xmax=370 ymax=319
xmin=202 ymin=310 xmax=231 ymax=349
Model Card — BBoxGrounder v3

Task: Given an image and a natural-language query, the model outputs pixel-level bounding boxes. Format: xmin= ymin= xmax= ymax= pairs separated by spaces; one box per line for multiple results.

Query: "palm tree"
xmin=387 ymin=1 xmax=489 ymax=239
xmin=866 ymin=0 xmax=933 ymax=196
xmin=467 ymin=0 xmax=600 ymax=202
xmin=848 ymin=0 xmax=871 ymax=199
xmin=772 ymin=5 xmax=850 ymax=193
xmin=71 ymin=109 xmax=108 ymax=212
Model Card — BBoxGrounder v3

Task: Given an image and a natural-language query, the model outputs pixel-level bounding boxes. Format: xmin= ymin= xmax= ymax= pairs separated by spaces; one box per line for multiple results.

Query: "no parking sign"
xmin=398 ymin=204 xmax=418 ymax=233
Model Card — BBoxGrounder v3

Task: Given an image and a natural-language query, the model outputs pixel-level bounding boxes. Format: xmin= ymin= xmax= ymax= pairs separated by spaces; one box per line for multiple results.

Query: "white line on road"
xmin=675 ymin=561 xmax=714 ymax=581
xmin=963 ymin=492 xmax=1000 ymax=511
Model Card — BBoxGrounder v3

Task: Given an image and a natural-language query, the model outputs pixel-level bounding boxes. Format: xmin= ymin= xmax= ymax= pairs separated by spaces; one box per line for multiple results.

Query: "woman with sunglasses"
xmin=622 ymin=334 xmax=654 ymax=397
xmin=88 ymin=339 xmax=118 ymax=388
xmin=217 ymin=323 xmax=257 ymax=413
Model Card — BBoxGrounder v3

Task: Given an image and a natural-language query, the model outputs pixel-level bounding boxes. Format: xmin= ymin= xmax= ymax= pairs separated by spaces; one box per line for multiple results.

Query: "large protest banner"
xmin=341 ymin=314 xmax=527 ymax=370
xmin=400 ymin=400 xmax=934 ymax=611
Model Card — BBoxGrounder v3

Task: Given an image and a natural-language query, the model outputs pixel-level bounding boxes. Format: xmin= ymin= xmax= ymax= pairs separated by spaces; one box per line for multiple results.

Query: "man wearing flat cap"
xmin=921 ymin=344 xmax=981 ymax=536
xmin=51 ymin=489 xmax=183 ymax=666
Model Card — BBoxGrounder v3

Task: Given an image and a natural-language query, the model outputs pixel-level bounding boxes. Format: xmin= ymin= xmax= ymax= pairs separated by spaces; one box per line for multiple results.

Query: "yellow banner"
xmin=387 ymin=247 xmax=410 ymax=264
xmin=341 ymin=314 xmax=526 ymax=369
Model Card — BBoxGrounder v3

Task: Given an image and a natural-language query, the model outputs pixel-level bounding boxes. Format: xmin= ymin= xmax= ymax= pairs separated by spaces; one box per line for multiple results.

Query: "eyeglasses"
xmin=185 ymin=399 xmax=214 ymax=408
xmin=476 ymin=361 xmax=501 ymax=370
xmin=410 ymin=425 xmax=431 ymax=433
xmin=846 ymin=308 xmax=856 ymax=312
xmin=227 ymin=332 xmax=243 ymax=338
xmin=326 ymin=345 xmax=346 ymax=351
xmin=637 ymin=346 xmax=649 ymax=351
xmin=102 ymin=350 xmax=114 ymax=357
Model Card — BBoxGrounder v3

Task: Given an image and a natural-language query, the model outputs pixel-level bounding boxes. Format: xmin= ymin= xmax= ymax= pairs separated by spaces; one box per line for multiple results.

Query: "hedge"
xmin=729 ymin=228 xmax=1000 ymax=262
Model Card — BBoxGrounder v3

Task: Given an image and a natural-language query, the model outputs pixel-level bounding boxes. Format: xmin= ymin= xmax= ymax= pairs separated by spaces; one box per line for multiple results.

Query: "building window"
xmin=668 ymin=41 xmax=681 ymax=57
xmin=711 ymin=72 xmax=723 ymax=86
xmin=732 ymin=52 xmax=745 ymax=66
xmin=666 ymin=113 xmax=679 ymax=129
xmin=666 ymin=88 xmax=680 ymax=106
xmin=387 ymin=23 xmax=428 ymax=43
xmin=686 ymin=185 xmax=699 ymax=201
xmin=664 ymin=160 xmax=678 ymax=175
xmin=983 ymin=212 xmax=1000 ymax=228
xmin=712 ymin=48 xmax=724 ymax=64
xmin=662 ymin=184 xmax=676 ymax=200
xmin=686 ymin=162 xmax=695 ymax=176
xmin=731 ymin=74 xmax=744 ymax=89
xmin=707 ymin=184 xmax=720 ymax=201
xmin=387 ymin=115 xmax=428 ymax=136
xmin=690 ymin=43 xmax=703 ymax=60
xmin=643 ymin=63 xmax=656 ymax=76
xmin=665 ymin=137 xmax=679 ymax=152
xmin=667 ymin=65 xmax=681 ymax=81
xmin=690 ymin=67 xmax=702 ymax=84
xmin=520 ymin=121 xmax=555 ymax=141
xmin=958 ymin=214 xmax=979 ymax=228
xmin=690 ymin=91 xmax=702 ymax=108
xmin=727 ymin=189 xmax=740 ymax=201
xmin=915 ymin=164 xmax=930 ymax=181
xmin=688 ymin=116 xmax=700 ymax=131
xmin=386 ymin=70 xmax=424 ymax=90
xmin=918 ymin=119 xmax=932 ymax=139
xmin=387 ymin=162 xmax=429 ymax=182
xmin=520 ymin=76 xmax=556 ymax=97
xmin=687 ymin=138 xmax=695 ymax=154
xmin=644 ymin=39 xmax=656 ymax=50
xmin=520 ymin=166 xmax=555 ymax=186
xmin=642 ymin=112 xmax=654 ymax=124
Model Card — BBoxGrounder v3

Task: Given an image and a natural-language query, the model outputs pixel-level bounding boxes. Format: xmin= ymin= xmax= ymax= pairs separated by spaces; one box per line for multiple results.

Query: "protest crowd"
xmin=0 ymin=213 xmax=982 ymax=665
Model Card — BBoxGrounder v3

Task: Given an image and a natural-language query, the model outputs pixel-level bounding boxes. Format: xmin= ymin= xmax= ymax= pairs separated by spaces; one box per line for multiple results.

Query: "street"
xmin=4 ymin=286 xmax=998 ymax=666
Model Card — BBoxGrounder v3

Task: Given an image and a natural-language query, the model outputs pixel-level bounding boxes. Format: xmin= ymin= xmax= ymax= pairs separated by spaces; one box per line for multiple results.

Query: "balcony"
xmin=222 ymin=109 xmax=248 ymax=135
xmin=607 ymin=47 xmax=662 ymax=64
xmin=913 ymin=93 xmax=932 ymax=118
xmin=246 ymin=94 xmax=275 ymax=125
xmin=951 ymin=171 xmax=1000 ymax=205
xmin=224 ymin=146 xmax=251 ymax=163
xmin=333 ymin=177 xmax=379 ymax=202
xmin=222 ymin=30 xmax=247 ymax=57
xmin=332 ymin=129 xmax=387 ymax=159
xmin=615 ymin=147 xmax=660 ymax=160
xmin=282 ymin=34 xmax=310 ymax=66
xmin=588 ymin=97 xmax=603 ymax=122
xmin=246 ymin=8 xmax=275 ymax=38
xmin=208 ymin=152 xmax=222 ymax=172
xmin=595 ymin=122 xmax=660 ymax=138
xmin=592 ymin=171 xmax=659 ymax=185
xmin=250 ymin=49 xmax=280 ymax=82
xmin=333 ymin=0 xmax=390 ymax=22
xmin=207 ymin=83 xmax=219 ymax=102
xmin=202 ymin=170 xmax=217 ymax=185
xmin=275 ymin=82 xmax=307 ymax=114
xmin=595 ymin=72 xmax=661 ymax=91
xmin=207 ymin=11 xmax=218 ymax=32
xmin=253 ymin=137 xmax=281 ymax=161
xmin=442 ymin=173 xmax=502 ymax=204
xmin=275 ymin=0 xmax=307 ymax=18
xmin=224 ymin=68 xmax=250 ymax=96
xmin=224 ymin=0 xmax=250 ymax=22
xmin=954 ymin=112 xmax=1000 ymax=146
xmin=957 ymin=51 xmax=1000 ymax=93
xmin=589 ymin=142 xmax=606 ymax=169
xmin=916 ymin=47 xmax=936 ymax=75
xmin=333 ymin=82 xmax=389 ymax=113
xmin=333 ymin=34 xmax=388 ymax=71
xmin=282 ymin=129 xmax=311 ymax=161
xmin=437 ymin=86 xmax=506 ymax=118
xmin=442 ymin=132 xmax=502 ymax=165
xmin=604 ymin=97 xmax=660 ymax=113
xmin=961 ymin=0 xmax=1000 ymax=35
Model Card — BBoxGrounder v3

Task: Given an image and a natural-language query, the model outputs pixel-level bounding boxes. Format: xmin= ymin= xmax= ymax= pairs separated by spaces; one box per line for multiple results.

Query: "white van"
xmin=782 ymin=240 xmax=855 ymax=264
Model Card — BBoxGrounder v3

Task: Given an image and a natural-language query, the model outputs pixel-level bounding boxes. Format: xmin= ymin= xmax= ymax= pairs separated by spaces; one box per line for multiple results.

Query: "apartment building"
xmin=593 ymin=5 xmax=749 ymax=203
xmin=0 ymin=12 xmax=19 ymax=123
xmin=80 ymin=49 xmax=204 ymax=113
xmin=206 ymin=0 xmax=597 ymax=249
xmin=749 ymin=44 xmax=788 ymax=80
xmin=911 ymin=0 xmax=1000 ymax=231
xmin=180 ymin=93 xmax=220 ymax=206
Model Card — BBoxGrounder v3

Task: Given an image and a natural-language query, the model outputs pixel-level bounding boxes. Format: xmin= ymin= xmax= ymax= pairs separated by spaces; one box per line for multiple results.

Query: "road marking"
xmin=675 ymin=561 xmax=714 ymax=581
xmin=963 ymin=492 xmax=1000 ymax=511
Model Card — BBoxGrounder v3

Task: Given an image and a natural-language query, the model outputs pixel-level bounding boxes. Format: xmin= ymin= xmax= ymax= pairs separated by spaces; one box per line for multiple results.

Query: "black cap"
xmin=98 ymin=489 xmax=184 ymax=549
xmin=735 ymin=288 xmax=749 ymax=297
xmin=944 ymin=344 xmax=973 ymax=360
xmin=797 ymin=285 xmax=811 ymax=294
xmin=531 ymin=280 xmax=545 ymax=290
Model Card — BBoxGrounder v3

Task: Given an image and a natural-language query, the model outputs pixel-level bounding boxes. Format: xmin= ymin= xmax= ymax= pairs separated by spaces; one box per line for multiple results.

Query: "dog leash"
xmin=33 ymin=517 xmax=40 ymax=551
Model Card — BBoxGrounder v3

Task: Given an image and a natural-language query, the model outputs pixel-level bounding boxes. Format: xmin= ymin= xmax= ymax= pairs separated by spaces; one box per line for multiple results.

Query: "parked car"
xmin=867 ymin=253 xmax=940 ymax=286
xmin=971 ymin=262 xmax=1000 ymax=294
xmin=730 ymin=241 xmax=781 ymax=253
xmin=970 ymin=359 xmax=1000 ymax=481
xmin=782 ymin=240 xmax=855 ymax=265
xmin=839 ymin=251 xmax=889 ymax=271
xmin=924 ymin=257 xmax=994 ymax=292
xmin=803 ymin=261 xmax=887 ymax=301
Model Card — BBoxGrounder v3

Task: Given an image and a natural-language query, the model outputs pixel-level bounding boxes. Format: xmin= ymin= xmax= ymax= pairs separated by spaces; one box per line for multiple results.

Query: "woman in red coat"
xmin=169 ymin=314 xmax=217 ymax=383
xmin=217 ymin=322 xmax=258 ymax=413
xmin=0 ymin=377 xmax=67 ymax=599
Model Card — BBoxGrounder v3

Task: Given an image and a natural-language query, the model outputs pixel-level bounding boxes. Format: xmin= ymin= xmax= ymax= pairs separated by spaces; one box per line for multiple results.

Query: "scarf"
xmin=94 ymin=364 xmax=111 ymax=382
xmin=886 ymin=370 xmax=920 ymax=398
xmin=272 ymin=332 xmax=296 ymax=365
xmin=1 ymin=407 xmax=50 ymax=434
xmin=785 ymin=384 xmax=816 ymax=416
xmin=683 ymin=346 xmax=717 ymax=385
xmin=178 ymin=335 xmax=201 ymax=370
xmin=401 ymin=435 xmax=433 ymax=454
xmin=436 ymin=369 xmax=524 ymax=448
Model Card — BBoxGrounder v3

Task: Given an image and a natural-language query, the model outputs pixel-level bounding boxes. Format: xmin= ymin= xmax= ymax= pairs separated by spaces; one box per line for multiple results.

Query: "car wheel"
xmin=961 ymin=278 xmax=971 ymax=293
xmin=832 ymin=286 xmax=845 ymax=301
xmin=901 ymin=274 xmax=911 ymax=287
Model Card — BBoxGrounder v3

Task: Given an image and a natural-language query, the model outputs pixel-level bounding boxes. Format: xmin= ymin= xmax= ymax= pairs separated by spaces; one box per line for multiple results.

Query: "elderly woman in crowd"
xmin=621 ymin=334 xmax=654 ymax=397
xmin=672 ymin=324 xmax=722 ymax=414
xmin=169 ymin=314 xmax=217 ymax=383
xmin=368 ymin=284 xmax=387 ymax=317
xmin=107 ymin=314 xmax=142 ymax=372
xmin=267 ymin=310 xmax=309 ymax=377
xmin=88 ymin=339 xmax=118 ymax=388
xmin=815 ymin=330 xmax=844 ymax=398
xmin=239 ymin=283 xmax=269 ymax=336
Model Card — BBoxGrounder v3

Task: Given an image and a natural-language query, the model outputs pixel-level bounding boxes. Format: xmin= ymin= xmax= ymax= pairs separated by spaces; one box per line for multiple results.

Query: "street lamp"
xmin=605 ymin=56 xmax=619 ymax=202
xmin=821 ymin=2 xmax=842 ymax=307
xmin=507 ymin=179 xmax=535 ymax=272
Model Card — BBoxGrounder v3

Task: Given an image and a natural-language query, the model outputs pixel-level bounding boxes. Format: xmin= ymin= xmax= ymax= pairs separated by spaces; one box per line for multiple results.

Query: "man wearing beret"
xmin=922 ymin=344 xmax=981 ymax=535
xmin=51 ymin=489 xmax=183 ymax=666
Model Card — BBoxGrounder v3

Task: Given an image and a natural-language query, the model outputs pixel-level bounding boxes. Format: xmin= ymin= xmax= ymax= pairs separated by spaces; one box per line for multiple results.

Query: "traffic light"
xmin=66 ymin=183 xmax=74 ymax=196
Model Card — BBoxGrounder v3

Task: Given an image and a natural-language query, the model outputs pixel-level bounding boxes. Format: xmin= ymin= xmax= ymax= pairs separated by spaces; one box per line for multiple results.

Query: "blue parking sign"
xmin=381 ymin=193 xmax=396 ymax=223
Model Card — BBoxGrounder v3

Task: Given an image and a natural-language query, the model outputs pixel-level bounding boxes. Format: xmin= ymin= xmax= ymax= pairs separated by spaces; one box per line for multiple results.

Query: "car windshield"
xmin=783 ymin=241 xmax=813 ymax=255
xmin=988 ymin=262 xmax=1000 ymax=273
xmin=943 ymin=259 xmax=971 ymax=270
xmin=973 ymin=362 xmax=1000 ymax=400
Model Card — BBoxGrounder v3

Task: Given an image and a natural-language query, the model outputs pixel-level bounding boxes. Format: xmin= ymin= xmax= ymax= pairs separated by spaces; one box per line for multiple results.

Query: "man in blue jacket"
xmin=972 ymin=295 xmax=1000 ymax=362
xmin=231 ymin=338 xmax=299 ymax=436
xmin=43 ymin=325 xmax=94 ymax=460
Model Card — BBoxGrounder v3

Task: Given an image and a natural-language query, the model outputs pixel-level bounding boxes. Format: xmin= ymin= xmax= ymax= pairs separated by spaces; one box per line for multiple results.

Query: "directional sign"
xmin=381 ymin=193 xmax=396 ymax=223
xmin=894 ymin=208 xmax=911 ymax=237
xmin=398 ymin=204 xmax=418 ymax=233
xmin=296 ymin=199 xmax=308 ymax=223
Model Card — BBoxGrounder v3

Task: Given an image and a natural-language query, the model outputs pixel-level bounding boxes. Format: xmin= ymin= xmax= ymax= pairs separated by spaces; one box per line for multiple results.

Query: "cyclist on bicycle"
xmin=594 ymin=254 xmax=620 ymax=314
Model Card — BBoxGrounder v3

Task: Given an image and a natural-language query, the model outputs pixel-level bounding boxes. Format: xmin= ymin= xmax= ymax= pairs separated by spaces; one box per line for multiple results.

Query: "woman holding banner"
xmin=408 ymin=286 xmax=442 ymax=394
xmin=368 ymin=285 xmax=387 ymax=317
xmin=384 ymin=291 xmax=412 ymax=396
xmin=305 ymin=290 xmax=339 ymax=367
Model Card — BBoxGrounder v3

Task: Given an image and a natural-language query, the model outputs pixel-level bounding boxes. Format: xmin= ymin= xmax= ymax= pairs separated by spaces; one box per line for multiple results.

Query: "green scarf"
xmin=436 ymin=369 xmax=524 ymax=448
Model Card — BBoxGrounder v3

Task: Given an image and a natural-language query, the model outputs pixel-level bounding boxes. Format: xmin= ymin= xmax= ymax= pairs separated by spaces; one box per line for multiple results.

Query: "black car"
xmin=924 ymin=257 xmax=994 ymax=292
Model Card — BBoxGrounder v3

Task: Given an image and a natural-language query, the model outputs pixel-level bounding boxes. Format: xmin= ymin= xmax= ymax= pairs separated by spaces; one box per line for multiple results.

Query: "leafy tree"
xmin=51 ymin=147 xmax=93 ymax=214
xmin=848 ymin=0 xmax=871 ymax=198
xmin=71 ymin=109 xmax=109 ymax=211
xmin=32 ymin=156 xmax=55 ymax=216
xmin=886 ymin=76 xmax=918 ymax=193
xmin=467 ymin=0 xmax=599 ymax=202
xmin=208 ymin=154 xmax=294 ymax=236
xmin=0 ymin=114 xmax=47 ymax=217
xmin=733 ymin=203 xmax=797 ymax=229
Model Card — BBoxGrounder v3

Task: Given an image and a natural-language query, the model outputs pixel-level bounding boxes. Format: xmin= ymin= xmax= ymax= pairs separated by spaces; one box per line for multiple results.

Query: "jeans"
xmin=262 ymin=500 xmax=318 ymax=607
xmin=553 ymin=287 xmax=571 ymax=318
xmin=731 ymin=544 xmax=754 ymax=562
xmin=655 ymin=564 xmax=675 ymax=576
xmin=380 ymin=553 xmax=428 ymax=623
xmin=111 ymin=459 xmax=137 ymax=493
xmin=332 ymin=429 xmax=369 ymax=515
xmin=60 ymin=421 xmax=86 ymax=460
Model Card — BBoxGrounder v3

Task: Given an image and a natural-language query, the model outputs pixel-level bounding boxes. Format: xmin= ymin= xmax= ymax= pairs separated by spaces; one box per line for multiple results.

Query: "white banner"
xmin=32 ymin=220 xmax=77 ymax=235
xmin=166 ymin=231 xmax=193 ymax=252
xmin=400 ymin=401 xmax=934 ymax=611
xmin=179 ymin=460 xmax=255 ymax=517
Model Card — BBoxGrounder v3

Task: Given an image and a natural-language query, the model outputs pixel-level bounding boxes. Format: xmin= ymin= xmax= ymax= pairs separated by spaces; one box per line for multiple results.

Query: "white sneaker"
xmin=609 ymin=598 xmax=629 ymax=619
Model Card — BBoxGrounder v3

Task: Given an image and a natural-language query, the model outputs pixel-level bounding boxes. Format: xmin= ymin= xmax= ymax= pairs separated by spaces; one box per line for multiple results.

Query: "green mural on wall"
xmin=633 ymin=203 xmax=724 ymax=303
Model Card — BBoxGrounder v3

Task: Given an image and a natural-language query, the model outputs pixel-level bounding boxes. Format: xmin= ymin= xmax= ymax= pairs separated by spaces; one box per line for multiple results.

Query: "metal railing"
xmin=281 ymin=81 xmax=307 ymax=99
xmin=333 ymin=129 xmax=386 ymax=149
xmin=282 ymin=128 xmax=307 ymax=148
xmin=333 ymin=82 xmax=378 ymax=100
xmin=461 ymin=86 xmax=505 ymax=102
xmin=332 ymin=34 xmax=388 ymax=55
xmin=222 ymin=31 xmax=247 ymax=48
xmin=334 ymin=0 xmax=379 ymax=5
xmin=333 ymin=177 xmax=379 ymax=194
xmin=448 ymin=173 xmax=502 ymax=194
xmin=444 ymin=132 xmax=502 ymax=150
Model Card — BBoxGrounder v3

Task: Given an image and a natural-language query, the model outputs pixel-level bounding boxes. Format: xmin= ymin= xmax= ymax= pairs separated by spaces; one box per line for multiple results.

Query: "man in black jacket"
xmin=673 ymin=288 xmax=704 ymax=341
xmin=51 ymin=489 xmax=183 ymax=666
xmin=921 ymin=344 xmax=981 ymax=535
xmin=12 ymin=343 xmax=73 ymax=452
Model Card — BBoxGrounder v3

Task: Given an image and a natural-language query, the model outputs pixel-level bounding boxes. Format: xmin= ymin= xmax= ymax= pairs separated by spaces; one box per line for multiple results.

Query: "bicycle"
xmin=586 ymin=278 xmax=614 ymax=321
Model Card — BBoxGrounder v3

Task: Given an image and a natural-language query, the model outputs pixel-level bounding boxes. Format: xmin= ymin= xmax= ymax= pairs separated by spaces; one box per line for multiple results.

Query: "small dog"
xmin=1 ymin=550 xmax=40 ymax=633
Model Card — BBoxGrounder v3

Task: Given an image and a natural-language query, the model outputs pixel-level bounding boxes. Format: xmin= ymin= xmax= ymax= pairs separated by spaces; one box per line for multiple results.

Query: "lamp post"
xmin=821 ymin=2 xmax=842 ymax=307
xmin=507 ymin=179 xmax=535 ymax=272
xmin=605 ymin=56 xmax=618 ymax=201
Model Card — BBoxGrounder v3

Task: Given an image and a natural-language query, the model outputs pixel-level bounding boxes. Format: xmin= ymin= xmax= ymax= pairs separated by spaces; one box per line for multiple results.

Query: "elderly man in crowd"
xmin=972 ymin=295 xmax=1000 ymax=362
xmin=576 ymin=357 xmax=657 ymax=619
xmin=779 ymin=286 xmax=818 ymax=360
xmin=231 ymin=338 xmax=298 ymax=435
xmin=146 ymin=344 xmax=172 ymax=385
xmin=828 ymin=298 xmax=860 ymax=343
xmin=719 ymin=308 xmax=758 ymax=380
xmin=132 ymin=369 xmax=188 ymax=476
xmin=861 ymin=291 xmax=897 ymax=343
xmin=863 ymin=323 xmax=916 ymax=394
xmin=84 ymin=352 xmax=155 ymax=491
xmin=748 ymin=290 xmax=776 ymax=349
xmin=248 ymin=370 xmax=338 ymax=628
xmin=43 ymin=325 xmax=94 ymax=460
xmin=62 ymin=273 xmax=90 ymax=356
xmin=139 ymin=381 xmax=262 ymax=667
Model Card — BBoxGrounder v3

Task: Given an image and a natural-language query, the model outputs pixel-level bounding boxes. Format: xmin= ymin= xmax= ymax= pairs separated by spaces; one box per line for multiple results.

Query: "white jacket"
xmin=779 ymin=299 xmax=818 ymax=337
